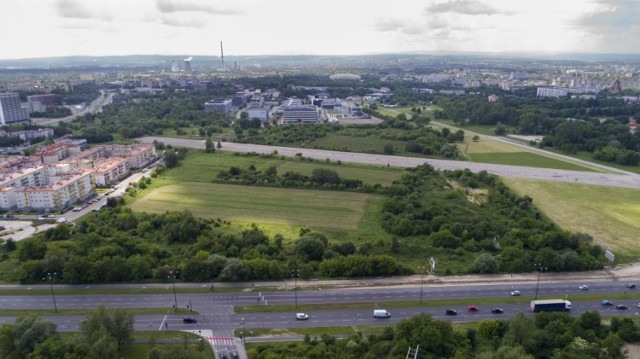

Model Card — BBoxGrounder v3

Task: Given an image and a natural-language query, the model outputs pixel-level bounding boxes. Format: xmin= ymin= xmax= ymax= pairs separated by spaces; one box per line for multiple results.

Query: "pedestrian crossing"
xmin=181 ymin=329 xmax=237 ymax=347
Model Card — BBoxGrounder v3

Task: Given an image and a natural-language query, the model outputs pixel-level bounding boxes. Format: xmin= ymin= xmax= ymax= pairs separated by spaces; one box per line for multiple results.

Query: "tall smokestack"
xmin=220 ymin=41 xmax=224 ymax=68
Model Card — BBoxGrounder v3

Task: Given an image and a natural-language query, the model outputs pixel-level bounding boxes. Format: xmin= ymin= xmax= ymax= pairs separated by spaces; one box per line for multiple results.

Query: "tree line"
xmin=249 ymin=311 xmax=634 ymax=359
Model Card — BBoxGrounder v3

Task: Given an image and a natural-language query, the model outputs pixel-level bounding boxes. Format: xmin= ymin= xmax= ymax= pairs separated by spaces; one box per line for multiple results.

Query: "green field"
xmin=277 ymin=161 xmax=400 ymax=186
xmin=469 ymin=152 xmax=594 ymax=171
xmin=130 ymin=182 xmax=372 ymax=230
xmin=503 ymin=178 xmax=640 ymax=261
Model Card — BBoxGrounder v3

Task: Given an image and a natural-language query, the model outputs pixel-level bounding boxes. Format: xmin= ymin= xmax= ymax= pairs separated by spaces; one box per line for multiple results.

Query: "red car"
xmin=468 ymin=305 xmax=479 ymax=312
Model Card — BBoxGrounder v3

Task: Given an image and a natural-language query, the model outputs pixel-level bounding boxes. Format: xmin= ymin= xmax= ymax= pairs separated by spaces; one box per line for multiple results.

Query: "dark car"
xmin=445 ymin=309 xmax=457 ymax=316
xmin=626 ymin=284 xmax=636 ymax=289
xmin=616 ymin=304 xmax=628 ymax=310
xmin=183 ymin=316 xmax=197 ymax=323
xmin=492 ymin=307 xmax=504 ymax=314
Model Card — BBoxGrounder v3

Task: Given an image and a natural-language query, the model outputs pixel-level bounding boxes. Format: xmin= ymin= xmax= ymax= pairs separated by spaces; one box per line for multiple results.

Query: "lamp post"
xmin=534 ymin=263 xmax=547 ymax=300
xmin=43 ymin=272 xmax=58 ymax=313
xmin=169 ymin=270 xmax=179 ymax=311
xmin=291 ymin=268 xmax=300 ymax=309
xmin=418 ymin=265 xmax=426 ymax=304
xmin=241 ymin=317 xmax=245 ymax=344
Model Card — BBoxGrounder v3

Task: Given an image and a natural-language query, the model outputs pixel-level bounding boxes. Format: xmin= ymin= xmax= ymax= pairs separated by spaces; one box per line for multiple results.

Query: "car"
xmin=616 ymin=304 xmax=628 ymax=310
xmin=445 ymin=309 xmax=457 ymax=316
xmin=72 ymin=206 xmax=82 ymax=212
xmin=510 ymin=290 xmax=521 ymax=296
xmin=602 ymin=300 xmax=613 ymax=306
xmin=492 ymin=307 xmax=504 ymax=314
xmin=578 ymin=285 xmax=589 ymax=290
xmin=182 ymin=316 xmax=197 ymax=324
xmin=626 ymin=284 xmax=636 ymax=289
xmin=468 ymin=306 xmax=479 ymax=312
xmin=56 ymin=217 xmax=67 ymax=224
xmin=37 ymin=216 xmax=49 ymax=220
xmin=296 ymin=313 xmax=309 ymax=320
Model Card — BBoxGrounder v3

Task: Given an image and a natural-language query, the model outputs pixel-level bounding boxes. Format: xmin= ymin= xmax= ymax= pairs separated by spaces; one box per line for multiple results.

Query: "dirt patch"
xmin=624 ymin=343 xmax=640 ymax=359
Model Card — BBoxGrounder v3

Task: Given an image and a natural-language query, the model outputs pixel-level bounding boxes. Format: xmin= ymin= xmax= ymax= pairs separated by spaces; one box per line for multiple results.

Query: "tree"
xmin=205 ymin=138 xmax=214 ymax=153
xmin=473 ymin=253 xmax=499 ymax=274
xmin=164 ymin=151 xmax=179 ymax=168
xmin=0 ymin=315 xmax=57 ymax=359
xmin=80 ymin=306 xmax=133 ymax=352
xmin=473 ymin=135 xmax=480 ymax=142
xmin=310 ymin=168 xmax=340 ymax=185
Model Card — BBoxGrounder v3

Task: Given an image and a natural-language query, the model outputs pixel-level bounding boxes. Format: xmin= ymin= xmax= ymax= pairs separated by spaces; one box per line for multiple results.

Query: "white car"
xmin=510 ymin=290 xmax=521 ymax=296
xmin=296 ymin=313 xmax=309 ymax=320
xmin=56 ymin=217 xmax=67 ymax=223
xmin=578 ymin=285 xmax=589 ymax=290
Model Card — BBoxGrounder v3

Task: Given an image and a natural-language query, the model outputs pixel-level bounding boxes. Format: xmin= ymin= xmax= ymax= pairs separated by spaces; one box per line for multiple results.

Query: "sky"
xmin=1 ymin=0 xmax=639 ymax=59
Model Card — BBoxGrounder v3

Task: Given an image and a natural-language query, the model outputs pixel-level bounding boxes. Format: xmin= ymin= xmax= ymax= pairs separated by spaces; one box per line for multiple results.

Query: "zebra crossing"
xmin=182 ymin=329 xmax=242 ymax=358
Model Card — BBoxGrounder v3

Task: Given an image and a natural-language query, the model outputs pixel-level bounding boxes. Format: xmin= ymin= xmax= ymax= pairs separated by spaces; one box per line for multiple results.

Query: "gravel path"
xmin=139 ymin=136 xmax=640 ymax=190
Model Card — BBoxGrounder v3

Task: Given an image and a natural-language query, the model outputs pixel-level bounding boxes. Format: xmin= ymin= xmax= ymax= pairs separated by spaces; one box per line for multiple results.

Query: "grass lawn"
xmin=469 ymin=152 xmax=593 ymax=171
xmin=503 ymin=178 xmax=640 ymax=262
xmin=130 ymin=182 xmax=372 ymax=231
xmin=276 ymin=161 xmax=401 ymax=186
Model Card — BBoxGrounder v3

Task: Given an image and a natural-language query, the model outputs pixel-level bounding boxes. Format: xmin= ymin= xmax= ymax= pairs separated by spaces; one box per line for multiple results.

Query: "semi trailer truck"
xmin=530 ymin=299 xmax=572 ymax=312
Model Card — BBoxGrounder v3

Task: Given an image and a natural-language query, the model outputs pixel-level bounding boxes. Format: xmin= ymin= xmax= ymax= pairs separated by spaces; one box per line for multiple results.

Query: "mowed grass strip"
xmin=503 ymin=178 xmax=640 ymax=260
xmin=276 ymin=161 xmax=400 ymax=186
xmin=130 ymin=182 xmax=371 ymax=230
xmin=470 ymin=152 xmax=593 ymax=171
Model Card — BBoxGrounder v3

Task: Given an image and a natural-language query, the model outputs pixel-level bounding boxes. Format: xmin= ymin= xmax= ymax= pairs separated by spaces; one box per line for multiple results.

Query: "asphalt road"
xmin=137 ymin=136 xmax=640 ymax=189
xmin=2 ymin=281 xmax=640 ymax=337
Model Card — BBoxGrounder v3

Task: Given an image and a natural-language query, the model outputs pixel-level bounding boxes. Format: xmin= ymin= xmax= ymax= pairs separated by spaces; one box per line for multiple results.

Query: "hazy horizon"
xmin=2 ymin=0 xmax=638 ymax=60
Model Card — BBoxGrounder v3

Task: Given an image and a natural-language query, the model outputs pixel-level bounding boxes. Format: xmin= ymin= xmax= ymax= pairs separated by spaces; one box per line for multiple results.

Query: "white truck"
xmin=373 ymin=309 xmax=391 ymax=318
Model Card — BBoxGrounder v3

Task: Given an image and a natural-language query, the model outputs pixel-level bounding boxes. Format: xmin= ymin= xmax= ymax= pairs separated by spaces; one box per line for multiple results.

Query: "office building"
xmin=204 ymin=99 xmax=234 ymax=114
xmin=282 ymin=106 xmax=318 ymax=124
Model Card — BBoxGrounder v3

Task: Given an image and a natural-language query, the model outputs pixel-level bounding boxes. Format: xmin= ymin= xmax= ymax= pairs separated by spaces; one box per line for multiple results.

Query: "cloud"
xmin=55 ymin=0 xmax=113 ymax=20
xmin=155 ymin=0 xmax=244 ymax=15
xmin=426 ymin=0 xmax=501 ymax=15
xmin=156 ymin=16 xmax=207 ymax=28
xmin=575 ymin=0 xmax=640 ymax=52
xmin=374 ymin=17 xmax=406 ymax=32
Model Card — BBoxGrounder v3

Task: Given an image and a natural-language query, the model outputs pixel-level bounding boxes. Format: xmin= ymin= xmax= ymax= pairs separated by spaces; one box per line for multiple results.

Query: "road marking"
xmin=159 ymin=315 xmax=168 ymax=331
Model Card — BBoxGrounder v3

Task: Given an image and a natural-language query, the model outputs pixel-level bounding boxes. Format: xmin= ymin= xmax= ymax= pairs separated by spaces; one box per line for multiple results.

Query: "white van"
xmin=373 ymin=309 xmax=390 ymax=318
xmin=56 ymin=217 xmax=67 ymax=224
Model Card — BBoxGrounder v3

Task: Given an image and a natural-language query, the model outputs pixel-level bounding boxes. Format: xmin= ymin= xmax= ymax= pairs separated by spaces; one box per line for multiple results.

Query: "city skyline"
xmin=1 ymin=0 xmax=639 ymax=60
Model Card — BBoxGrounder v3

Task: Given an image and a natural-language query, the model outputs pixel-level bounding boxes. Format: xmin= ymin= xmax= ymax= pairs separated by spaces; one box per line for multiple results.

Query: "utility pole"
xmin=534 ymin=263 xmax=547 ymax=300
xmin=291 ymin=268 xmax=300 ymax=309
xmin=43 ymin=272 xmax=58 ymax=313
xmin=418 ymin=265 xmax=426 ymax=304
xmin=169 ymin=270 xmax=179 ymax=311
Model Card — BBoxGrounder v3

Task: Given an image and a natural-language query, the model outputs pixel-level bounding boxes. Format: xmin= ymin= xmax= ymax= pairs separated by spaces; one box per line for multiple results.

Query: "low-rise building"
xmin=204 ymin=99 xmax=234 ymax=114
xmin=282 ymin=106 xmax=318 ymax=124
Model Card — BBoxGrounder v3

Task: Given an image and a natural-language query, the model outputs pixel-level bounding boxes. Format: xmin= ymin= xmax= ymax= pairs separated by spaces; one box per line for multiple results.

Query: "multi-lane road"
xmin=2 ymin=279 xmax=639 ymax=331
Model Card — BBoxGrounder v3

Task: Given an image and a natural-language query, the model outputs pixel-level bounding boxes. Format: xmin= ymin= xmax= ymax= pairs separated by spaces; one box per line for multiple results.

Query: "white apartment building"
xmin=0 ymin=143 xmax=157 ymax=211
xmin=536 ymin=87 xmax=569 ymax=98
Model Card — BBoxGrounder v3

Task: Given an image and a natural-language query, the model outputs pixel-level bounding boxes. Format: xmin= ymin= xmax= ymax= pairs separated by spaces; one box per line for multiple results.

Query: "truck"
xmin=530 ymin=299 xmax=572 ymax=313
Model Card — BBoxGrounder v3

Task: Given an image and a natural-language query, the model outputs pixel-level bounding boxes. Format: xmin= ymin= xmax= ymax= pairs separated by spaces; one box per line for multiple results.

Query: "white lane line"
xmin=159 ymin=315 xmax=168 ymax=331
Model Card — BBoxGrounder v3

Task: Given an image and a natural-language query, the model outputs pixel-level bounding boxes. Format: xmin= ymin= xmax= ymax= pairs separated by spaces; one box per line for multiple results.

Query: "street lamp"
xmin=418 ymin=265 xmax=426 ymax=304
xmin=291 ymin=268 xmax=300 ymax=309
xmin=43 ymin=272 xmax=58 ymax=313
xmin=534 ymin=263 xmax=547 ymax=300
xmin=169 ymin=270 xmax=179 ymax=311
xmin=240 ymin=317 xmax=245 ymax=344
